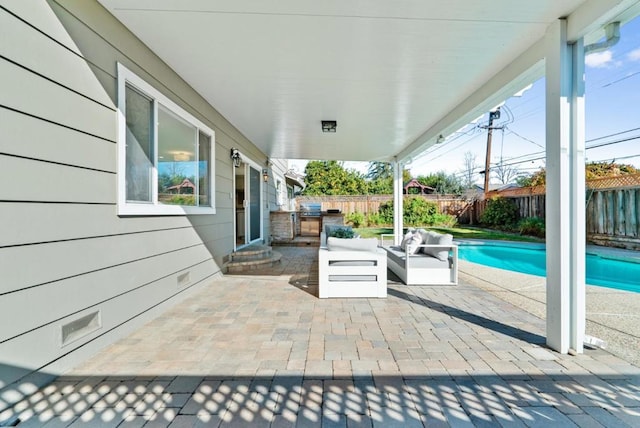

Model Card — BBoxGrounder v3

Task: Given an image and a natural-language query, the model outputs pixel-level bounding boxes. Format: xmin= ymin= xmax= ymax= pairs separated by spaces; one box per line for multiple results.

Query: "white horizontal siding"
xmin=0 ymin=59 xmax=116 ymax=141
xmin=0 ymin=261 xmax=218 ymax=389
xmin=0 ymin=227 xmax=212 ymax=294
xmin=0 ymin=108 xmax=116 ymax=172
xmin=0 ymin=155 xmax=114 ymax=203
xmin=0 ymin=245 xmax=216 ymax=341
xmin=0 ymin=9 xmax=114 ymax=108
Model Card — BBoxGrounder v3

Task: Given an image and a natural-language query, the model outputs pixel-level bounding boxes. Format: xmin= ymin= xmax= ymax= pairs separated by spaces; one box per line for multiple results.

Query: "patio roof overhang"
xmin=96 ymin=0 xmax=640 ymax=356
xmin=97 ymin=0 xmax=640 ymax=164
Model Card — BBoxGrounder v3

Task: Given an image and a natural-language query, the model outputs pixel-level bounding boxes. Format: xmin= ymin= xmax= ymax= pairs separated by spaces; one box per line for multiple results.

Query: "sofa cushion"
xmin=423 ymin=232 xmax=453 ymax=261
xmin=327 ymin=237 xmax=378 ymax=252
xmin=383 ymin=245 xmax=450 ymax=268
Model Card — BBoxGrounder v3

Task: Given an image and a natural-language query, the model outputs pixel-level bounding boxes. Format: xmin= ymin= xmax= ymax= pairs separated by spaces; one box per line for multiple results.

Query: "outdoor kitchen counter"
xmin=270 ymin=211 xmax=345 ymax=240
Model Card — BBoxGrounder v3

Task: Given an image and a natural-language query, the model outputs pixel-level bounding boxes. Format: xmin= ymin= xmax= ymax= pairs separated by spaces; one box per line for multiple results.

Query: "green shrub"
xmin=518 ymin=217 xmax=545 ymax=238
xmin=480 ymin=197 xmax=519 ymax=227
xmin=164 ymin=194 xmax=196 ymax=206
xmin=328 ymin=227 xmax=355 ymax=239
xmin=345 ymin=211 xmax=365 ymax=228
xmin=376 ymin=197 xmax=456 ymax=227
xmin=431 ymin=213 xmax=458 ymax=228
xmin=366 ymin=213 xmax=383 ymax=226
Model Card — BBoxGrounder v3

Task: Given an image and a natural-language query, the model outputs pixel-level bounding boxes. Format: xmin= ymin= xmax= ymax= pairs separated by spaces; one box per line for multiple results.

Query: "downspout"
xmin=584 ymin=22 xmax=620 ymax=54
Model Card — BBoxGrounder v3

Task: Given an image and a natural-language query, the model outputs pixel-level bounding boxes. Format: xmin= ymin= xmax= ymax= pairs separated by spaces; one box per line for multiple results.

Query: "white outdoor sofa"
xmin=380 ymin=229 xmax=458 ymax=285
xmin=318 ymin=234 xmax=387 ymax=298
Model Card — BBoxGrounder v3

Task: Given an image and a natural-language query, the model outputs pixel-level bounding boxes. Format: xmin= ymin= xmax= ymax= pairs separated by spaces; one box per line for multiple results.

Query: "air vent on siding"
xmin=61 ymin=310 xmax=101 ymax=347
xmin=177 ymin=271 xmax=191 ymax=288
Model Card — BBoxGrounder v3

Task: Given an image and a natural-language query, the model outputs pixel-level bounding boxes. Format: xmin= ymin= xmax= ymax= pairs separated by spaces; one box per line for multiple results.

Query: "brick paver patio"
xmin=3 ymin=247 xmax=640 ymax=427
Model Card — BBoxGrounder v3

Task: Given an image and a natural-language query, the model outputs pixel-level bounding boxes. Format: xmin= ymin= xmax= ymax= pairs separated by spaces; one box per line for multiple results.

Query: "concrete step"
xmin=226 ymin=250 xmax=282 ymax=274
xmin=229 ymin=245 xmax=272 ymax=262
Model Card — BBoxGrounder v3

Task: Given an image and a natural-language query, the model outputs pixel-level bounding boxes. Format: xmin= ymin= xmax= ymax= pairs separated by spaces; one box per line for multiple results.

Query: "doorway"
xmin=234 ymin=158 xmax=263 ymax=248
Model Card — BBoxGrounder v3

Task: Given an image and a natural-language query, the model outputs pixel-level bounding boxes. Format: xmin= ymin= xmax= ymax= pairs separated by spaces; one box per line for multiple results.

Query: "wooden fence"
xmin=477 ymin=173 xmax=640 ymax=249
xmin=296 ymin=195 xmax=473 ymax=222
xmin=298 ymin=172 xmax=640 ymax=249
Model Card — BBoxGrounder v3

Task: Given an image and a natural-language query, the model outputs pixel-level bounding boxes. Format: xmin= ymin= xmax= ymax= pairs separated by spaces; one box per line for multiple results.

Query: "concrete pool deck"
xmin=458 ymin=258 xmax=640 ymax=367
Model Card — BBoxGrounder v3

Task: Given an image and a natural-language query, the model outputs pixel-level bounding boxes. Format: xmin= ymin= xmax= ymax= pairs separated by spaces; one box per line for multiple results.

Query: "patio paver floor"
xmin=3 ymin=247 xmax=640 ymax=427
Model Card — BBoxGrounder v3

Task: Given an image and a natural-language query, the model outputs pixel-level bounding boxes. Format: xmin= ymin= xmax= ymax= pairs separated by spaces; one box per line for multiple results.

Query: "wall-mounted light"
xmin=321 ymin=120 xmax=337 ymax=133
xmin=230 ymin=148 xmax=242 ymax=168
xmin=262 ymin=169 xmax=269 ymax=182
xmin=436 ymin=134 xmax=445 ymax=144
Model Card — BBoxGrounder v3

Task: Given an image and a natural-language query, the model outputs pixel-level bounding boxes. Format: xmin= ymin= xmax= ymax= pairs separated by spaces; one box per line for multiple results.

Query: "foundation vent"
xmin=61 ymin=310 xmax=101 ymax=347
xmin=177 ymin=271 xmax=191 ymax=288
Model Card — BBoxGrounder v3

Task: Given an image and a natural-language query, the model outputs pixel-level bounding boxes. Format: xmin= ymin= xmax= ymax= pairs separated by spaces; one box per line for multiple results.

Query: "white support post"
xmin=545 ymin=19 xmax=586 ymax=354
xmin=393 ymin=159 xmax=403 ymax=245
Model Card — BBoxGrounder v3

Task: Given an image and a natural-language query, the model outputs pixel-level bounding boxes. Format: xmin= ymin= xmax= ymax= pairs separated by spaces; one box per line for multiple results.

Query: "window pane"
xmin=125 ymin=85 xmax=153 ymax=202
xmin=198 ymin=131 xmax=211 ymax=207
xmin=157 ymin=105 xmax=197 ymax=206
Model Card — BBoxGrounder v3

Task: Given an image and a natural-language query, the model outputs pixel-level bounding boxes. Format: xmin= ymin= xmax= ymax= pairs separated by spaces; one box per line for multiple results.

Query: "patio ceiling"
xmin=97 ymin=0 xmax=637 ymax=162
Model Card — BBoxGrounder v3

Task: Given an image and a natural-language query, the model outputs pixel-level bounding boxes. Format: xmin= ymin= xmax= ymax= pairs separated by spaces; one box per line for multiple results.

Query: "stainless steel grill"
xmin=300 ymin=203 xmax=322 ymax=217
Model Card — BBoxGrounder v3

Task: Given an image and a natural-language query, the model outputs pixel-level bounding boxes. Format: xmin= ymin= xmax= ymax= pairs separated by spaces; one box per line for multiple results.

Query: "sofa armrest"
xmin=379 ymin=234 xmax=397 ymax=247
xmin=405 ymin=243 xmax=458 ymax=267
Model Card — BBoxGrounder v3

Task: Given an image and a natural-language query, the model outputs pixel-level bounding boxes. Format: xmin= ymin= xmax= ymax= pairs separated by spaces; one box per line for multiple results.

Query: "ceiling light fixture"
xmin=173 ymin=152 xmax=190 ymax=162
xmin=321 ymin=120 xmax=337 ymax=133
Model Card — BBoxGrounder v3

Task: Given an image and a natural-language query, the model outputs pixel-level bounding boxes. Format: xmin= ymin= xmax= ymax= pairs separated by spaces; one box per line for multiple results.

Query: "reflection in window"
xmin=118 ymin=62 xmax=215 ymax=215
xmin=157 ymin=106 xmax=197 ymax=206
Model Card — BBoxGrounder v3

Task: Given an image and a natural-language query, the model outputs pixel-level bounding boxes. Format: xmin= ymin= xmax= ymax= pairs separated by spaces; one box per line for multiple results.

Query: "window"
xmin=117 ymin=63 xmax=215 ymax=215
xmin=276 ymin=178 xmax=286 ymax=208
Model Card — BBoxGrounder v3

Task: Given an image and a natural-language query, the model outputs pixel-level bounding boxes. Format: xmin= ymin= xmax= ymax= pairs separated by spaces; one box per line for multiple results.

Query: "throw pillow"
xmin=404 ymin=232 xmax=423 ymax=255
xmin=423 ymin=232 xmax=453 ymax=261
xmin=400 ymin=228 xmax=416 ymax=251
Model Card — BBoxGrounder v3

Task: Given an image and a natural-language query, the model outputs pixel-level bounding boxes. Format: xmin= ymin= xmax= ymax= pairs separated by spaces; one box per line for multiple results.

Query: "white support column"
xmin=393 ymin=159 xmax=403 ymax=245
xmin=545 ymin=19 xmax=586 ymax=354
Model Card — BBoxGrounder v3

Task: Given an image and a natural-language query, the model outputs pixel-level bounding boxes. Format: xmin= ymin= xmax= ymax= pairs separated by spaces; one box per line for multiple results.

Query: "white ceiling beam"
xmin=568 ymin=0 xmax=640 ymax=43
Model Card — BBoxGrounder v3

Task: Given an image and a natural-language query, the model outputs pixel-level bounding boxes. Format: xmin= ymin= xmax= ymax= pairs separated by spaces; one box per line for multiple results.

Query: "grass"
xmin=354 ymin=225 xmax=543 ymax=242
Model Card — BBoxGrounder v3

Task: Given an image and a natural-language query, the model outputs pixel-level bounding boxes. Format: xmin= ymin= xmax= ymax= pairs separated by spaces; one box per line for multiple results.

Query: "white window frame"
xmin=117 ymin=63 xmax=216 ymax=216
xmin=276 ymin=176 xmax=286 ymax=208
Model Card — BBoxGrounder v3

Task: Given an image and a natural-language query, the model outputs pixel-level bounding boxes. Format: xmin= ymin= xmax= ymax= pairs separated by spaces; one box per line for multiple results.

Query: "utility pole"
xmin=483 ymin=108 xmax=501 ymax=194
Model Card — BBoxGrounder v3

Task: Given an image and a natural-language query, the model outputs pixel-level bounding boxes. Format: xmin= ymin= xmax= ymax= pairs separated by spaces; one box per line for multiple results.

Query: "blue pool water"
xmin=457 ymin=242 xmax=640 ymax=293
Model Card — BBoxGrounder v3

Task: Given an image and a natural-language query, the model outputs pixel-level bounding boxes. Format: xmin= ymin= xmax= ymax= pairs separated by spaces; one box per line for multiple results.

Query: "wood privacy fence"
xmin=478 ymin=173 xmax=640 ymax=249
xmin=298 ymin=173 xmax=640 ymax=249
xmin=296 ymin=195 xmax=473 ymax=222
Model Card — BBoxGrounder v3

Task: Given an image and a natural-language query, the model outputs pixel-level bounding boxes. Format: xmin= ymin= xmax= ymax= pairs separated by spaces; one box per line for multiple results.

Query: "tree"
xmin=301 ymin=160 xmax=367 ymax=195
xmin=492 ymin=162 xmax=521 ymax=185
xmin=516 ymin=161 xmax=638 ymax=187
xmin=367 ymin=177 xmax=393 ymax=194
xmin=366 ymin=161 xmax=393 ymax=180
xmin=461 ymin=151 xmax=479 ymax=189
xmin=416 ymin=171 xmax=464 ymax=195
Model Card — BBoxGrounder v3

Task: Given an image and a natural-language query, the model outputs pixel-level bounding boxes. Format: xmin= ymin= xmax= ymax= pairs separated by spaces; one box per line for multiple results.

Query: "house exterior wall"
xmin=0 ymin=0 xmax=280 ymax=409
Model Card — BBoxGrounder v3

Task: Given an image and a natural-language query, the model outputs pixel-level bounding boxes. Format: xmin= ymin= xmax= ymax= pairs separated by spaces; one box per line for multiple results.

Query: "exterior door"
xmin=234 ymin=157 xmax=263 ymax=248
xmin=246 ymin=164 xmax=262 ymax=243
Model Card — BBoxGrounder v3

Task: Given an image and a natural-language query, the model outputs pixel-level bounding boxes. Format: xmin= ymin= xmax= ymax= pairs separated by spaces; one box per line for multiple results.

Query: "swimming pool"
xmin=457 ymin=241 xmax=640 ymax=293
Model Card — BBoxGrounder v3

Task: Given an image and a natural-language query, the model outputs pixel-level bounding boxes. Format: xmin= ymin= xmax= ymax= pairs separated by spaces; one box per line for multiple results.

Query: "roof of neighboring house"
xmin=285 ymin=169 xmax=306 ymax=190
xmin=167 ymin=179 xmax=196 ymax=191
xmin=403 ymin=179 xmax=435 ymax=193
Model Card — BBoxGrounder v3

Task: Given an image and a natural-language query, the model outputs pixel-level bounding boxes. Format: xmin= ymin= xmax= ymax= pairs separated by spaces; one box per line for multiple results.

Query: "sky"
xmin=290 ymin=15 xmax=640 ymax=185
